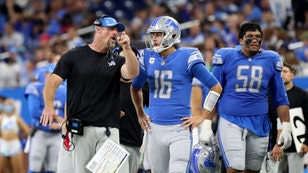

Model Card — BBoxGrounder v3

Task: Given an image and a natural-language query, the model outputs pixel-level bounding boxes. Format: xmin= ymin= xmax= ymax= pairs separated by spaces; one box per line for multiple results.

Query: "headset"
xmin=93 ymin=14 xmax=110 ymax=26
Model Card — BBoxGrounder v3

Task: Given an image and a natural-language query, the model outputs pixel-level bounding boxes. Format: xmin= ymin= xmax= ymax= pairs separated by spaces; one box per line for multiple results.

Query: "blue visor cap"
xmin=99 ymin=17 xmax=125 ymax=32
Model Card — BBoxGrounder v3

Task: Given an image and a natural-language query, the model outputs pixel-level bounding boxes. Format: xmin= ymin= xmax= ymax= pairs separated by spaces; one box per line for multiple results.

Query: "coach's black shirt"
xmin=54 ymin=45 xmax=125 ymax=128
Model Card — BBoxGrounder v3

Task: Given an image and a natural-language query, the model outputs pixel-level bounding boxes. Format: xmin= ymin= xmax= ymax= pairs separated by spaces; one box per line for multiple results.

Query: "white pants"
xmin=218 ymin=117 xmax=268 ymax=171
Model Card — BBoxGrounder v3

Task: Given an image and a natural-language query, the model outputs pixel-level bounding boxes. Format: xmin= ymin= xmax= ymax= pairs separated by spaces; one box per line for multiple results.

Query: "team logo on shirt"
xmin=108 ymin=61 xmax=115 ymax=66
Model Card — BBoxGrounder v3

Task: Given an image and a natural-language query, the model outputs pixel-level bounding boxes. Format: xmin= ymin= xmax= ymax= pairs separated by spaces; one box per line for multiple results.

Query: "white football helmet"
xmin=146 ymin=16 xmax=181 ymax=53
xmin=190 ymin=142 xmax=221 ymax=173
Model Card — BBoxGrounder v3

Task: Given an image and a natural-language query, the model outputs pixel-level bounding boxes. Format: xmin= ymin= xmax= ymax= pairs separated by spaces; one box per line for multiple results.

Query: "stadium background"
xmin=0 ymin=0 xmax=308 ymax=132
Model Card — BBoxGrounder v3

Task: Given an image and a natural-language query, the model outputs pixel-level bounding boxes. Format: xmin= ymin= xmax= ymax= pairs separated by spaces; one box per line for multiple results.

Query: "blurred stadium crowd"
xmin=0 ymin=0 xmax=308 ymax=172
xmin=0 ymin=0 xmax=308 ymax=90
xmin=0 ymin=0 xmax=308 ymax=89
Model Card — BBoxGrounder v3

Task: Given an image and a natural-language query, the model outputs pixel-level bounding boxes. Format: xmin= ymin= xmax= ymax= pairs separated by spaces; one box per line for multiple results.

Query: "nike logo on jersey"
xmin=176 ymin=128 xmax=185 ymax=133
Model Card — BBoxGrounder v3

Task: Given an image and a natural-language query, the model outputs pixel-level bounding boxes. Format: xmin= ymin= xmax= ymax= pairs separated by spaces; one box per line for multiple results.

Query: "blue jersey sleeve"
xmin=132 ymin=49 xmax=148 ymax=89
xmin=269 ymin=56 xmax=289 ymax=107
xmin=191 ymin=63 xmax=219 ymax=88
xmin=25 ymin=82 xmax=44 ymax=126
xmin=27 ymin=94 xmax=42 ymax=122
xmin=212 ymin=49 xmax=225 ymax=87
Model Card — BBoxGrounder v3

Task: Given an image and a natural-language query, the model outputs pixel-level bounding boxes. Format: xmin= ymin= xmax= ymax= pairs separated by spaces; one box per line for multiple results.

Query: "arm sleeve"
xmin=211 ymin=62 xmax=225 ymax=88
xmin=191 ymin=63 xmax=219 ymax=89
xmin=269 ymin=54 xmax=288 ymax=107
xmin=131 ymin=49 xmax=148 ymax=90
xmin=269 ymin=71 xmax=289 ymax=108
xmin=131 ymin=65 xmax=148 ymax=90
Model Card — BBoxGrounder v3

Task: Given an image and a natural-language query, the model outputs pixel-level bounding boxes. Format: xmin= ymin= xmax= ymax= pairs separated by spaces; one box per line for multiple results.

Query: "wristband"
xmin=203 ymin=91 xmax=220 ymax=111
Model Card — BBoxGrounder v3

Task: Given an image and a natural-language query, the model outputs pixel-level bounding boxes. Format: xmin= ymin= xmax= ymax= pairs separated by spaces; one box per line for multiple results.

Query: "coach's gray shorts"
xmin=69 ymin=126 xmax=119 ymax=173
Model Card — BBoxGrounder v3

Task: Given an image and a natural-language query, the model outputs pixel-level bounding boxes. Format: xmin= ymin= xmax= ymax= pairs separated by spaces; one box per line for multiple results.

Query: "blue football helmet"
xmin=190 ymin=142 xmax=220 ymax=173
xmin=146 ymin=16 xmax=181 ymax=53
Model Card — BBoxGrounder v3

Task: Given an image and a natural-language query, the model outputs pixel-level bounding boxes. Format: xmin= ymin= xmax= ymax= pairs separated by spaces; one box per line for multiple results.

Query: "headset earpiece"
xmin=94 ymin=14 xmax=110 ymax=26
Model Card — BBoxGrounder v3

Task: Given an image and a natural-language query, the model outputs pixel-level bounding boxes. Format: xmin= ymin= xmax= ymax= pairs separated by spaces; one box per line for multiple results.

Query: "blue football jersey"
xmin=212 ymin=48 xmax=288 ymax=136
xmin=132 ymin=47 xmax=204 ymax=125
xmin=212 ymin=48 xmax=288 ymax=116
xmin=25 ymin=82 xmax=66 ymax=131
